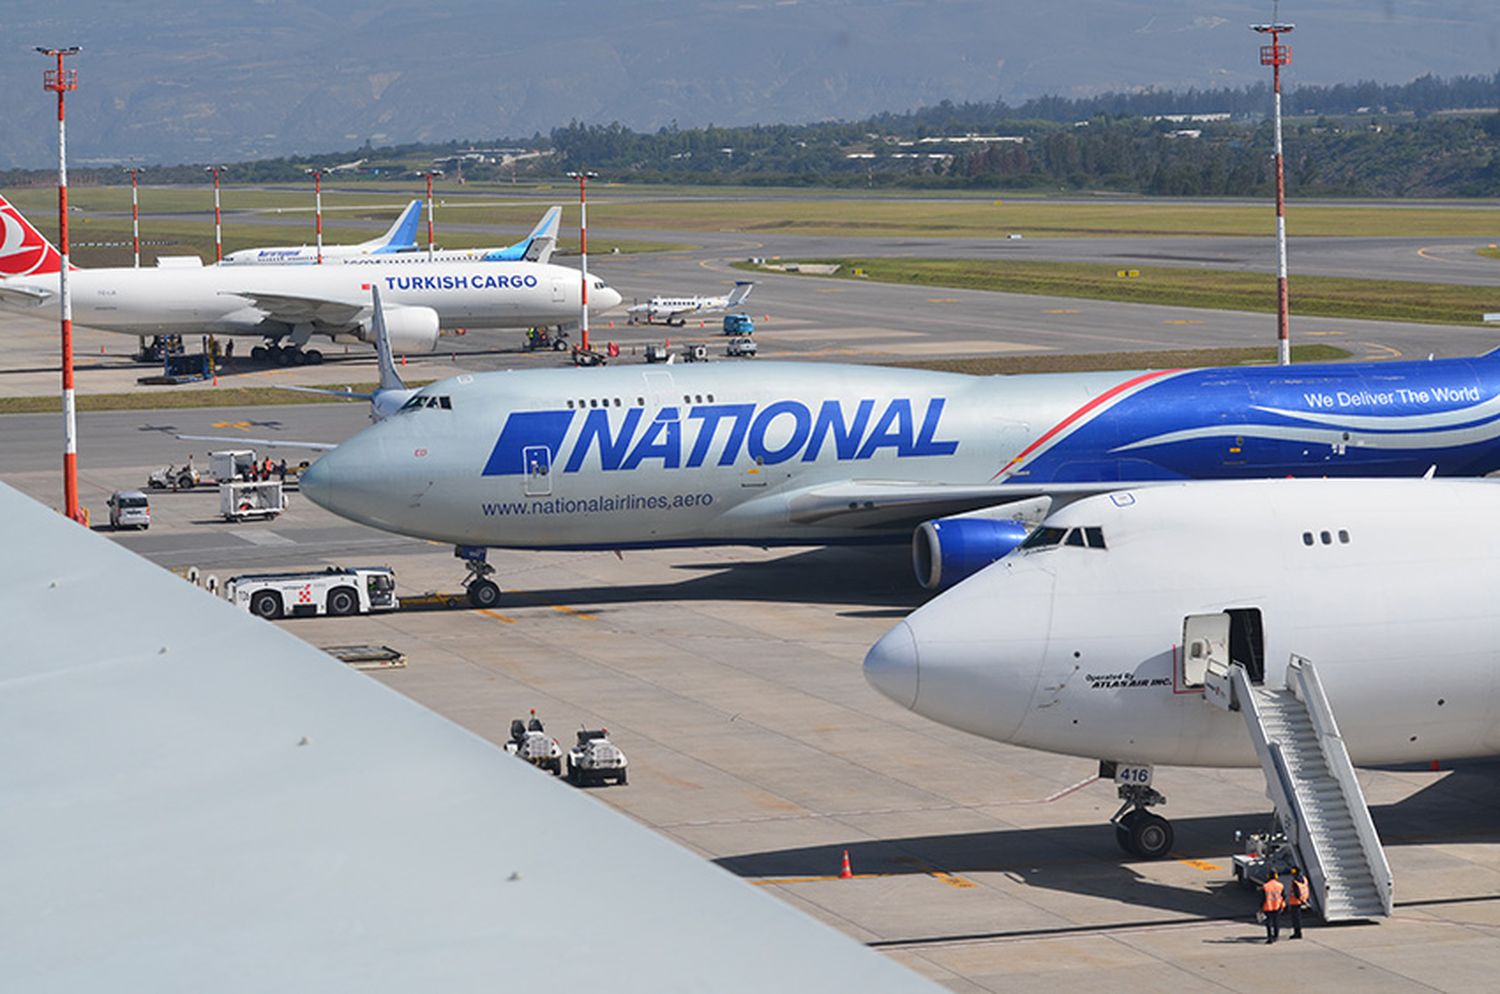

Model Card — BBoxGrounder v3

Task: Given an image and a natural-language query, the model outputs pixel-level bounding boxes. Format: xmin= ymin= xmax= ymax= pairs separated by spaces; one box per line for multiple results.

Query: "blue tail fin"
xmin=370 ymin=200 xmax=423 ymax=254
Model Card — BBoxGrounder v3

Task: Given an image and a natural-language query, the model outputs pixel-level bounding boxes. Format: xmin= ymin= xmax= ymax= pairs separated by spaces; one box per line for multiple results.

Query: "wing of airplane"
xmin=785 ymin=478 xmax=1169 ymax=528
xmin=175 ymin=432 xmax=338 ymax=451
xmin=0 ymin=482 xmax=939 ymax=993
xmin=220 ymin=289 xmax=366 ymax=328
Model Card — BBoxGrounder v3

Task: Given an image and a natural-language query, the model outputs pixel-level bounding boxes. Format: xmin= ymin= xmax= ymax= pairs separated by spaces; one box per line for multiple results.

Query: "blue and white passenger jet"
xmin=298 ymin=352 xmax=1500 ymax=607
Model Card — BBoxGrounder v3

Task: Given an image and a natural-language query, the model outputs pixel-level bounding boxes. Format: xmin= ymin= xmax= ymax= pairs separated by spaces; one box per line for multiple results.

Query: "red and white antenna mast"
xmin=567 ymin=170 xmax=598 ymax=355
xmin=206 ymin=165 xmax=227 ymax=263
xmin=1253 ymin=9 xmax=1294 ymax=366
xmin=305 ymin=168 xmax=325 ymax=264
xmin=38 ymin=46 xmax=84 ymax=524
xmin=125 ymin=167 xmax=143 ymax=268
xmin=418 ymin=171 xmax=437 ymax=260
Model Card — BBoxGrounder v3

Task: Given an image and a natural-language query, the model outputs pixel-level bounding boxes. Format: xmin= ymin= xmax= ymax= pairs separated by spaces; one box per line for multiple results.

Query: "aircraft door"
xmin=1180 ymin=613 xmax=1231 ymax=689
xmin=551 ymin=280 xmax=566 ymax=304
xmin=522 ymin=445 xmax=554 ymax=497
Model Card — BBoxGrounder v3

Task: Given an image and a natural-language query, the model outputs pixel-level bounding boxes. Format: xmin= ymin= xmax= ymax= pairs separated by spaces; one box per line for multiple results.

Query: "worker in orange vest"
xmin=1286 ymin=866 xmax=1311 ymax=939
xmin=1261 ymin=870 xmax=1285 ymax=944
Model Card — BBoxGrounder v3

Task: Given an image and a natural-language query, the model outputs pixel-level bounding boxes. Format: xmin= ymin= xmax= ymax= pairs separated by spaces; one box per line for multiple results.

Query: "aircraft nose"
xmin=864 ymin=621 xmax=919 ymax=710
xmin=298 ymin=454 xmax=332 ymax=509
xmin=593 ymin=284 xmax=623 ymax=311
xmin=879 ymin=561 xmax=1054 ymax=744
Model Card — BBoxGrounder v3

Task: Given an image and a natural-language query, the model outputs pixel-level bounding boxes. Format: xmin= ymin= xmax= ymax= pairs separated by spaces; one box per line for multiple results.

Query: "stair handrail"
xmin=1285 ymin=655 xmax=1394 ymax=916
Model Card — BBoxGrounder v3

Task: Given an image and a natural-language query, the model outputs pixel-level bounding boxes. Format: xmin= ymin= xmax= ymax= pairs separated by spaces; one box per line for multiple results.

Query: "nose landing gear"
xmin=1103 ymin=762 xmax=1174 ymax=859
xmin=456 ymin=545 xmax=501 ymax=608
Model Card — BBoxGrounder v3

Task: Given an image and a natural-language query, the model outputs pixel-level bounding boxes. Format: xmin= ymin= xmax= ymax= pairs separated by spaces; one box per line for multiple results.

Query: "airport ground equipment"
xmin=220 ymin=481 xmax=286 ymax=522
xmin=226 ymin=566 xmax=399 ymax=620
xmin=722 ymin=313 xmax=755 ymax=336
xmin=682 ymin=343 xmax=710 ymax=362
xmin=523 ymin=326 xmax=570 ymax=352
xmin=146 ymin=462 xmax=200 ymax=491
xmin=1232 ymin=827 xmax=1297 ymax=890
xmin=1227 ymin=657 xmax=1393 ymax=921
xmin=643 ymin=343 xmax=671 ymax=363
xmin=726 ymin=336 xmax=757 ymax=358
xmin=211 ymin=450 xmax=258 ymax=483
xmin=106 ymin=490 xmax=151 ymax=530
xmin=320 ymin=644 xmax=408 ymax=671
xmin=506 ymin=711 xmax=563 ymax=775
xmin=566 ymin=729 xmax=628 ymax=786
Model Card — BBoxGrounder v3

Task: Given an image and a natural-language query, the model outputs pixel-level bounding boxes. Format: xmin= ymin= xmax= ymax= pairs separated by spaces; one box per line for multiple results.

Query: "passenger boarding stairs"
xmin=1210 ymin=655 xmax=1393 ymax=921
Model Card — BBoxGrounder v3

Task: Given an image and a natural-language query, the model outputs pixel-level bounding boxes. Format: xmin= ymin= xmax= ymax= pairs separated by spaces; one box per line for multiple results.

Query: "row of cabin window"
xmin=565 ymin=393 xmax=719 ymax=410
xmin=1302 ymin=529 xmax=1351 ymax=546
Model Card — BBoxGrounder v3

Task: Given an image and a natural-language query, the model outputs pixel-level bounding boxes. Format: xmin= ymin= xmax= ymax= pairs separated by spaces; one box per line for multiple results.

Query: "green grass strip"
xmin=740 ymin=258 xmax=1500 ymax=326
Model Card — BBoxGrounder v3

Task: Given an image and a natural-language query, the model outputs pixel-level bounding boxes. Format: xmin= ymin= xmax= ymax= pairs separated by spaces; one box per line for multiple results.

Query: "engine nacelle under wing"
xmin=358 ymin=305 xmax=440 ymax=353
xmin=913 ymin=516 xmax=1031 ymax=591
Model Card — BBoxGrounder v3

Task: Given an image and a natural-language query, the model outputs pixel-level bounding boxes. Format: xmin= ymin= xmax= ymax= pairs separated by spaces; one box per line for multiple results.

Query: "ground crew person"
xmin=1261 ymin=870 xmax=1285 ymax=944
xmin=1286 ymin=867 xmax=1310 ymax=939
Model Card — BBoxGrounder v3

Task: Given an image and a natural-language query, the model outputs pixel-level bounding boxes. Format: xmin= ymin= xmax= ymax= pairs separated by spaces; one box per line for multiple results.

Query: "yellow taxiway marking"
xmin=552 ymin=605 xmax=597 ymax=621
xmin=1043 ymin=308 xmax=1080 ymax=314
xmin=929 ymin=870 xmax=978 ymax=889
xmin=1163 ymin=319 xmax=1203 ymax=325
xmin=926 ymin=297 xmax=961 ymax=303
xmin=815 ymin=287 xmax=847 ymax=293
xmin=1305 ymin=330 xmax=1344 ymax=336
xmin=1178 ymin=857 xmax=1222 ymax=872
xmin=1365 ymin=343 xmax=1404 ymax=360
xmin=1416 ymin=246 xmax=1438 ymax=260
xmin=478 ymin=608 xmax=517 ymax=625
xmin=211 ymin=421 xmax=253 ymax=429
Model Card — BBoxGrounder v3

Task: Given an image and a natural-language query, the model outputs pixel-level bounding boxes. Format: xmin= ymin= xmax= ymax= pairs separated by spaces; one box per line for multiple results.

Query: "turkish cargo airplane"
xmin=220 ymin=199 xmax=423 ymax=265
xmin=297 ymin=350 xmax=1500 ymax=606
xmin=627 ymin=281 xmax=753 ymax=325
xmin=222 ymin=205 xmax=563 ymax=267
xmin=864 ymin=477 xmax=1500 ymax=868
xmin=0 ymin=195 xmax=619 ymax=363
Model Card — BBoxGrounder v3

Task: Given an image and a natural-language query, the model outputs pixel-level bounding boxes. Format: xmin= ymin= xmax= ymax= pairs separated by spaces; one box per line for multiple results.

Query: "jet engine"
xmin=913 ymin=515 xmax=1031 ymax=591
xmin=358 ymin=305 xmax=440 ymax=353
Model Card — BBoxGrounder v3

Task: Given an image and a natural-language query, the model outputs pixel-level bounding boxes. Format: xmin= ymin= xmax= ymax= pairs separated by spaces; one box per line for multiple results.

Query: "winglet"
xmin=0 ymin=194 xmax=65 ymax=277
xmin=370 ymin=285 xmax=406 ymax=393
xmin=370 ymin=200 xmax=423 ymax=254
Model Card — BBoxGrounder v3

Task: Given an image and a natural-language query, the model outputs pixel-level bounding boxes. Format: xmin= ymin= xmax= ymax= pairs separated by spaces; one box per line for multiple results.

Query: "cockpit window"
xmin=1020 ymin=526 xmax=1067 ymax=550
xmin=1065 ymin=529 xmax=1086 ymax=547
xmin=1084 ymin=527 xmax=1106 ymax=549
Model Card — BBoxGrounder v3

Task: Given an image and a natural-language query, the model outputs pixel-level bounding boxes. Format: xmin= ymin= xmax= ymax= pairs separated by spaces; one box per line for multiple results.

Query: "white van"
xmin=107 ymin=490 xmax=151 ymax=530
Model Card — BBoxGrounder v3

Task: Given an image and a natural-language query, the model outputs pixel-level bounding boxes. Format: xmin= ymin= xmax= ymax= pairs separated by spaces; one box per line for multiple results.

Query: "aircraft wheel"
xmin=304 ymin=349 xmax=324 ymax=364
xmin=467 ymin=579 xmax=501 ymax=608
xmin=1114 ymin=809 xmax=1141 ymax=855
xmin=1128 ymin=813 xmax=1174 ymax=860
xmin=251 ymin=345 xmax=268 ymax=361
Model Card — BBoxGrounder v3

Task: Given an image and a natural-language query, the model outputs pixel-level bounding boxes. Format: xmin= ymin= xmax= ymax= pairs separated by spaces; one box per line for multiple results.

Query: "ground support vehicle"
xmin=567 ymin=729 xmax=628 ymax=786
xmin=643 ymin=343 xmax=671 ymax=363
xmin=220 ymin=481 xmax=286 ymax=522
xmin=226 ymin=566 xmax=399 ymax=620
xmin=523 ymin=326 xmax=570 ymax=352
xmin=107 ymin=490 xmax=151 ymax=530
xmin=722 ymin=313 xmax=755 ymax=335
xmin=1232 ymin=827 xmax=1298 ymax=890
xmin=146 ymin=463 xmax=201 ymax=491
xmin=726 ymin=336 xmax=757 ymax=358
xmin=506 ymin=712 xmax=563 ymax=775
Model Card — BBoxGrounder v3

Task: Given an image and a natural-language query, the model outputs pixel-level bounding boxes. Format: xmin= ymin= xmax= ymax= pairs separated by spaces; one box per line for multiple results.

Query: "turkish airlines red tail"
xmin=0 ymin=195 xmax=64 ymax=277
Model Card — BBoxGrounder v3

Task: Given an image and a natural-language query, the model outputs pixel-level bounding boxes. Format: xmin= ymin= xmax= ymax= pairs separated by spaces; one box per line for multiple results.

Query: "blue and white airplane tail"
xmin=481 ymin=206 xmax=562 ymax=263
xmin=726 ymin=281 xmax=754 ymax=308
xmin=366 ymin=200 xmax=424 ymax=254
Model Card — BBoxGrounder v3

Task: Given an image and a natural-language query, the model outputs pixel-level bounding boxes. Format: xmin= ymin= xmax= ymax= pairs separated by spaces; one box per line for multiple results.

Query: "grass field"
xmin=1480 ymin=246 xmax=1500 ymax=261
xmin=743 ymin=258 xmax=1500 ymax=326
xmin=8 ymin=183 xmax=1500 ymax=242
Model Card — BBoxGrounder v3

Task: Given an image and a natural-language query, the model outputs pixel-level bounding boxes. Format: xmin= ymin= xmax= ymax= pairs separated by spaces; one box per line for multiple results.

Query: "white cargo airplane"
xmin=0 ymin=195 xmax=620 ymax=364
xmin=627 ymin=280 xmax=754 ymax=326
xmin=223 ymin=205 xmax=563 ymax=267
xmin=0 ymin=482 xmax=938 ymax=993
xmin=296 ymin=351 xmax=1500 ymax=607
xmin=220 ymin=199 xmax=424 ymax=265
xmin=865 ymin=477 xmax=1500 ymax=868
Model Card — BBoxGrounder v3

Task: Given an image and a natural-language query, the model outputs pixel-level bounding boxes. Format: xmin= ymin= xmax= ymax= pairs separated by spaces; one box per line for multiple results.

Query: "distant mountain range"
xmin=2 ymin=0 xmax=1496 ymax=169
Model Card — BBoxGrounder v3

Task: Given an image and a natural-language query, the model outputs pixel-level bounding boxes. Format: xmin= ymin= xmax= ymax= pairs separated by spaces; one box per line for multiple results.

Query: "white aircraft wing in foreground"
xmin=0 ymin=484 xmax=938 ymax=993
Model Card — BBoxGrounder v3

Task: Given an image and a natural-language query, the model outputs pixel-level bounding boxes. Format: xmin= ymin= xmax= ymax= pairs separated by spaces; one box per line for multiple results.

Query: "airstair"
xmin=1213 ymin=655 xmax=1393 ymax=921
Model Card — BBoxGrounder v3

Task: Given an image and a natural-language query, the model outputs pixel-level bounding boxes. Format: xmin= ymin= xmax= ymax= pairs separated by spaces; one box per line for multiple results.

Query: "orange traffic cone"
xmin=400 ymin=354 xmax=407 ymax=366
xmin=699 ymin=320 xmax=705 ymax=328
xmin=838 ymin=849 xmax=853 ymax=879
xmin=608 ymin=320 xmax=614 ymax=328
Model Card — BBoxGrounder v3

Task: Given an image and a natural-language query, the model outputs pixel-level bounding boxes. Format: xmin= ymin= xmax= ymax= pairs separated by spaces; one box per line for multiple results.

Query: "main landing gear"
xmin=250 ymin=341 xmax=324 ymax=365
xmin=456 ymin=545 xmax=501 ymax=608
xmin=1104 ymin=763 xmax=1175 ymax=859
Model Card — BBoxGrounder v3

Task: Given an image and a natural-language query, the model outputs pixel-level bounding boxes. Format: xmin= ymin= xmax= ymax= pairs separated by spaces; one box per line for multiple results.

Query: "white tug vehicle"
xmin=505 ymin=710 xmax=563 ymax=775
xmin=567 ymin=728 xmax=628 ymax=786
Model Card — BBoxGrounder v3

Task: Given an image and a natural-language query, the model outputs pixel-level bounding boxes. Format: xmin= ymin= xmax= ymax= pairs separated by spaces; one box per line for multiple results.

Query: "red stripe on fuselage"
xmin=993 ymin=368 xmax=1183 ymax=480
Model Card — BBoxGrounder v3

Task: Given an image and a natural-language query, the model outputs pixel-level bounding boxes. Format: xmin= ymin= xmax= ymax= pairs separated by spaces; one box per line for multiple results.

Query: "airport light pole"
xmin=305 ymin=168 xmax=325 ymax=264
xmin=206 ymin=165 xmax=226 ymax=263
xmin=125 ymin=167 xmax=142 ymax=268
xmin=418 ymin=171 xmax=437 ymax=260
xmin=38 ymin=46 xmax=84 ymax=524
xmin=566 ymin=170 xmax=598 ymax=354
xmin=1253 ymin=17 xmax=1295 ymax=366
